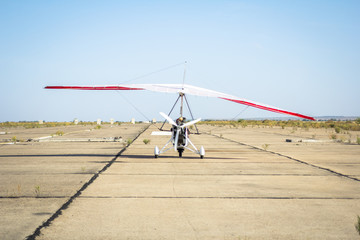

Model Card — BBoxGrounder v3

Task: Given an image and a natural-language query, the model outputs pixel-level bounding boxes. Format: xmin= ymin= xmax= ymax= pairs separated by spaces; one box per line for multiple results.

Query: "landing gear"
xmin=200 ymin=146 xmax=205 ymax=159
xmin=178 ymin=149 xmax=184 ymax=157
xmin=154 ymin=146 xmax=159 ymax=158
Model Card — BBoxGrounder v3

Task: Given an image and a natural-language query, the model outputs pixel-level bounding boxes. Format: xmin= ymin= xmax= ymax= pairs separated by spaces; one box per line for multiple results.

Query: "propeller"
xmin=159 ymin=112 xmax=177 ymax=126
xmin=159 ymin=112 xmax=201 ymax=128
xmin=182 ymin=118 xmax=201 ymax=128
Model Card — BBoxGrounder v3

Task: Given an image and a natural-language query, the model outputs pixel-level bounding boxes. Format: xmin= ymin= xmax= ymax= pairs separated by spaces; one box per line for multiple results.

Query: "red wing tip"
xmin=220 ymin=97 xmax=316 ymax=121
xmin=308 ymin=117 xmax=316 ymax=121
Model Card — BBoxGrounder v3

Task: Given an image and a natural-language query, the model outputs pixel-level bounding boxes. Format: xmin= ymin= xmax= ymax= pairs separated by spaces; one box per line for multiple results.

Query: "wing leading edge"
xmin=45 ymin=84 xmax=315 ymax=121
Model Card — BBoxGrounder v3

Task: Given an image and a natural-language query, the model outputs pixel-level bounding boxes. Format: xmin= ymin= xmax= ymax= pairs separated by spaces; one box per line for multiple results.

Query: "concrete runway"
xmin=1 ymin=123 xmax=360 ymax=239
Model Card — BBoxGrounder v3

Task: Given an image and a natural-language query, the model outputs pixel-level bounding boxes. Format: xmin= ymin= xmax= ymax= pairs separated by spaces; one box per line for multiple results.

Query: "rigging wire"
xmin=115 ymin=91 xmax=155 ymax=125
xmin=120 ymin=61 xmax=186 ymax=84
xmin=184 ymin=95 xmax=200 ymax=134
xmin=206 ymin=105 xmax=250 ymax=134
xmin=181 ymin=61 xmax=187 ymax=89
xmin=115 ymin=61 xmax=187 ymax=129
xmin=231 ymin=106 xmax=249 ymax=120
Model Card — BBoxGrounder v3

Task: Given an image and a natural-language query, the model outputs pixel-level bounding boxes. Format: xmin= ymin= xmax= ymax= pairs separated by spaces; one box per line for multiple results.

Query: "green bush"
xmin=355 ymin=215 xmax=360 ymax=235
xmin=335 ymin=127 xmax=341 ymax=133
xmin=262 ymin=144 xmax=270 ymax=151
xmin=198 ymin=119 xmax=360 ymax=131
xmin=34 ymin=186 xmax=41 ymax=197
xmin=55 ymin=131 xmax=64 ymax=136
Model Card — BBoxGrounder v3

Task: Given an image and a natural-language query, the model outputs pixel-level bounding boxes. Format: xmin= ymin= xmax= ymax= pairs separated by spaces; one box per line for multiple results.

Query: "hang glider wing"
xmin=45 ymin=84 xmax=315 ymax=121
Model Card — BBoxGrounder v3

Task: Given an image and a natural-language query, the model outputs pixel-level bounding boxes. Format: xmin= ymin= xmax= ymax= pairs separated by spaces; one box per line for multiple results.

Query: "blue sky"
xmin=1 ymin=1 xmax=359 ymax=122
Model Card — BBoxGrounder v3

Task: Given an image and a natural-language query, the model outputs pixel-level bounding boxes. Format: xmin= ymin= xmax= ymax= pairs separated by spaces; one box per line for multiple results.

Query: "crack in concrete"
xmin=208 ymin=133 xmax=360 ymax=183
xmin=25 ymin=125 xmax=151 ymax=240
xmin=170 ymin=161 xmax=199 ymax=240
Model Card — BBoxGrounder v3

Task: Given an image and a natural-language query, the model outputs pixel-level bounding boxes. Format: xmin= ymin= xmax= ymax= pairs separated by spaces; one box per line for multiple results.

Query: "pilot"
xmin=176 ymin=117 xmax=191 ymax=135
xmin=176 ymin=117 xmax=184 ymax=125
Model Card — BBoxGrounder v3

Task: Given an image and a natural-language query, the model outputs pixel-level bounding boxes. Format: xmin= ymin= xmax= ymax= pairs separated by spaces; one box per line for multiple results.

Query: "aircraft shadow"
xmin=119 ymin=154 xmax=239 ymax=160
xmin=0 ymin=154 xmax=241 ymax=161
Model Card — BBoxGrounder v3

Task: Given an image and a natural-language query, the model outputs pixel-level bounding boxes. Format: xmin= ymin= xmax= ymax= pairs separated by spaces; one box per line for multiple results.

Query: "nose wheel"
xmin=200 ymin=146 xmax=205 ymax=159
xmin=154 ymin=146 xmax=159 ymax=158
xmin=178 ymin=149 xmax=184 ymax=157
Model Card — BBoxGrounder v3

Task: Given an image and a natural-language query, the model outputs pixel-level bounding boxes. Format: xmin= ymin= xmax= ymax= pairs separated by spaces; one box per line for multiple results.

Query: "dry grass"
xmin=199 ymin=119 xmax=360 ymax=132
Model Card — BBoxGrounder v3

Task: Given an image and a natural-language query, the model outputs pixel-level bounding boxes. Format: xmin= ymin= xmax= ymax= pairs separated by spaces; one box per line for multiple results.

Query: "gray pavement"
xmin=1 ymin=123 xmax=360 ymax=239
xmin=0 ymin=123 xmax=148 ymax=240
